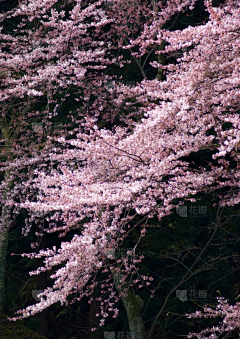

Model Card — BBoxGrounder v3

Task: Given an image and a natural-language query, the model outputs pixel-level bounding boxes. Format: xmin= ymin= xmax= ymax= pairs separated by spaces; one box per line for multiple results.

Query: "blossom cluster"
xmin=1 ymin=0 xmax=240 ymax=337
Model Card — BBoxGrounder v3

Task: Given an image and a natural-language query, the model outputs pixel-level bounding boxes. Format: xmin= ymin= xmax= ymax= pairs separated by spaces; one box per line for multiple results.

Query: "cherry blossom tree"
xmin=0 ymin=1 xmax=189 ymax=335
xmin=2 ymin=0 xmax=240 ymax=338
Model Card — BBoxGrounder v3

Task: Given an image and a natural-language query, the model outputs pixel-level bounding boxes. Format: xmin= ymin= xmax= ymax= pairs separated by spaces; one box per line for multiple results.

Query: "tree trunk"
xmin=112 ymin=268 xmax=146 ymax=339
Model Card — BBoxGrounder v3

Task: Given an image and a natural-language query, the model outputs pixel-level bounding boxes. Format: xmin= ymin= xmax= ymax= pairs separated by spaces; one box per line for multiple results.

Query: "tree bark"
xmin=112 ymin=268 xmax=146 ymax=339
